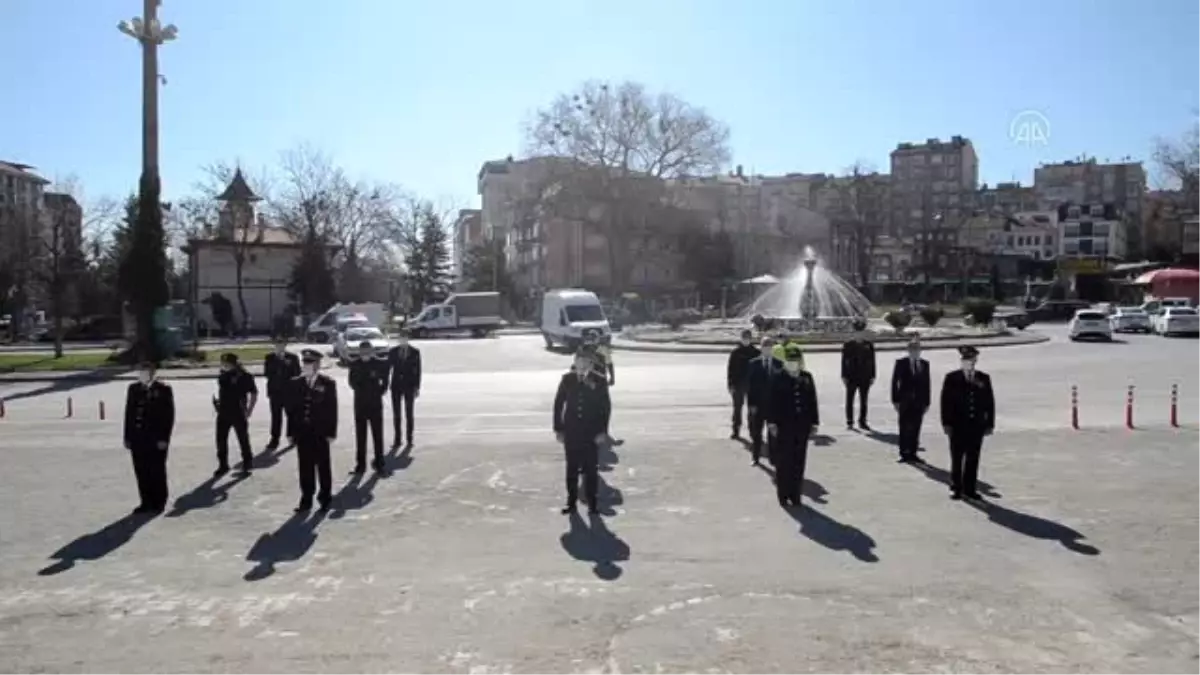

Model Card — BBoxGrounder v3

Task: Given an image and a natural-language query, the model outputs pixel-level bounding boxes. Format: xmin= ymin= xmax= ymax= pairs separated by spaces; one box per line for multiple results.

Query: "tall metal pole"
xmin=141 ymin=0 xmax=159 ymax=180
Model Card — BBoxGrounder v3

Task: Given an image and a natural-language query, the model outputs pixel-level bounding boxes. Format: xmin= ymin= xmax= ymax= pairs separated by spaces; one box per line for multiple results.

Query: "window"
xmin=565 ymin=304 xmax=605 ymax=323
xmin=1078 ymin=221 xmax=1093 ymax=237
xmin=1065 ymin=241 xmax=1080 ymax=255
xmin=1079 ymin=239 xmax=1094 ymax=254
xmin=1063 ymin=224 xmax=1080 ymax=238
xmin=1007 ymin=235 xmax=1014 ymax=247
xmin=931 ymin=155 xmax=944 ymax=165
xmin=1094 ymin=223 xmax=1109 ymax=236
xmin=346 ymin=328 xmax=384 ymax=341
xmin=1046 ymin=235 xmax=1054 ymax=245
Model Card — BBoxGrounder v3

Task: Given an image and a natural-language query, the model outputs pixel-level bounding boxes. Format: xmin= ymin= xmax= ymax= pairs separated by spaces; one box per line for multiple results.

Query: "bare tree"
xmin=0 ymin=201 xmax=39 ymax=342
xmin=828 ymin=161 xmax=887 ymax=288
xmin=524 ymin=80 xmax=731 ymax=294
xmin=1152 ymin=116 xmax=1199 ymax=207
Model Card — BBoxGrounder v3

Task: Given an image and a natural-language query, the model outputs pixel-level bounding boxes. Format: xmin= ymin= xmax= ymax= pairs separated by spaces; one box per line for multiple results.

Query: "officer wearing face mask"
xmin=939 ymin=346 xmax=995 ymax=501
xmin=387 ymin=328 xmax=422 ymax=448
xmin=840 ymin=318 xmax=876 ymax=430
xmin=552 ymin=350 xmax=612 ymax=515
xmin=286 ymin=349 xmax=339 ymax=512
xmin=349 ymin=340 xmax=389 ymax=473
xmin=744 ymin=335 xmax=780 ymax=466
xmin=263 ymin=336 xmax=300 ymax=451
xmin=212 ymin=353 xmax=258 ymax=477
xmin=765 ymin=344 xmax=819 ymax=507
xmin=890 ymin=336 xmax=931 ymax=463
xmin=123 ymin=360 xmax=176 ymax=514
xmin=726 ymin=329 xmax=761 ymax=440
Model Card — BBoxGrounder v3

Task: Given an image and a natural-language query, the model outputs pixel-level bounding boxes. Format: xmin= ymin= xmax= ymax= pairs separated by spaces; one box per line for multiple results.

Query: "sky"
xmin=3 ymin=0 xmax=1197 ymax=209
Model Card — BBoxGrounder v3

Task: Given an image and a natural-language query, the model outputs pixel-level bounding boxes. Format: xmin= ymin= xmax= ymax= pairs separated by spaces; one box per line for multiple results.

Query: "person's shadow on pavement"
xmin=243 ymin=511 xmax=328 ymax=581
xmin=560 ymin=511 xmax=631 ymax=581
xmin=907 ymin=460 xmax=1002 ymax=498
xmin=786 ymin=504 xmax=879 ymax=563
xmin=966 ymin=500 xmax=1100 ymax=555
xmin=251 ymin=441 xmax=294 ymax=470
xmin=755 ymin=465 xmax=830 ymax=505
xmin=38 ymin=512 xmax=155 ymax=576
xmin=165 ymin=474 xmax=250 ymax=518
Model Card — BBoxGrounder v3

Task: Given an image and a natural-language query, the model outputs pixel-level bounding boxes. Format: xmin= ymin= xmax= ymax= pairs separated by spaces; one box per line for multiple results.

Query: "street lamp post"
xmin=118 ymin=0 xmax=178 ymax=183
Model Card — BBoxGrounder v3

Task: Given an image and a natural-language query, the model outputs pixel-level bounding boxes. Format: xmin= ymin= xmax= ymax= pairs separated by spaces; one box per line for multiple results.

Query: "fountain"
xmin=739 ymin=246 xmax=873 ymax=334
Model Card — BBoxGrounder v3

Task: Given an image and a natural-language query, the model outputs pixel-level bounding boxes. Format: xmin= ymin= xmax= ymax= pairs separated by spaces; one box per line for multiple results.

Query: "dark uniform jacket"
xmin=727 ymin=344 xmax=761 ymax=390
xmin=124 ymin=380 xmax=176 ymax=447
xmin=286 ymin=374 xmax=339 ymax=440
xmin=840 ymin=338 xmax=876 ymax=384
xmin=215 ymin=367 xmax=258 ymax=416
xmin=264 ymin=351 xmax=301 ymax=399
xmin=890 ymin=356 xmax=931 ymax=411
xmin=940 ymin=370 xmax=995 ymax=434
xmin=349 ymin=356 xmax=389 ymax=406
xmin=387 ymin=345 xmax=422 ymax=394
xmin=766 ymin=371 xmax=820 ymax=433
xmin=745 ymin=354 xmax=782 ymax=411
xmin=553 ymin=372 xmax=612 ymax=440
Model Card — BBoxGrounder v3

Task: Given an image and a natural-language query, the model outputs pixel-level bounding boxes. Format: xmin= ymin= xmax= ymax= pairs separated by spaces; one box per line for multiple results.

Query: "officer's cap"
xmin=220 ymin=352 xmax=239 ymax=365
xmin=782 ymin=343 xmax=805 ymax=361
xmin=958 ymin=345 xmax=980 ymax=359
xmin=300 ymin=348 xmax=323 ymax=363
xmin=137 ymin=359 xmax=159 ymax=370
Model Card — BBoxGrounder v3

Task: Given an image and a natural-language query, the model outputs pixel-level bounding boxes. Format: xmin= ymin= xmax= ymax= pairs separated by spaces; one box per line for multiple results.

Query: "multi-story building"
xmin=960 ymin=210 xmax=1058 ymax=261
xmin=813 ymin=172 xmax=891 ymax=285
xmin=1034 ymin=158 xmax=1145 ymax=254
xmin=1057 ymin=203 xmax=1127 ymax=260
xmin=975 ymin=181 xmax=1039 ymax=216
xmin=1142 ymin=190 xmax=1195 ymax=261
xmin=889 ymin=136 xmax=979 ymax=238
xmin=41 ymin=191 xmax=83 ymax=254
xmin=452 ymin=208 xmax=483 ymax=286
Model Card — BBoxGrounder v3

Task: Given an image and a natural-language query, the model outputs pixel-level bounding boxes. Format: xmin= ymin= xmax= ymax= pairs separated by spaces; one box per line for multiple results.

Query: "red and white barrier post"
xmin=66 ymin=397 xmax=74 ymax=419
xmin=98 ymin=401 xmax=106 ymax=421
xmin=1125 ymin=385 xmax=1135 ymax=430
xmin=1170 ymin=384 xmax=1179 ymax=428
xmin=1070 ymin=385 xmax=1079 ymax=430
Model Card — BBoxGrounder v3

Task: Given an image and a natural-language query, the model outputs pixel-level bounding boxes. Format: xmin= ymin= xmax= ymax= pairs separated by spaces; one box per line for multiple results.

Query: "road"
xmin=0 ymin=326 xmax=1196 ymax=672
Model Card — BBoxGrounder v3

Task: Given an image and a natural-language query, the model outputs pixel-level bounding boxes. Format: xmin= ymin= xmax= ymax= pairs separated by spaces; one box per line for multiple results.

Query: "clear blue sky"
xmin=3 ymin=0 xmax=1197 ymax=206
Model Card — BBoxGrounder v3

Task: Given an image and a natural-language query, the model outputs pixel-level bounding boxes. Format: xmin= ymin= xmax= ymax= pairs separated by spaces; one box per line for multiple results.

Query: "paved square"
xmin=0 ymin=330 xmax=1196 ymax=672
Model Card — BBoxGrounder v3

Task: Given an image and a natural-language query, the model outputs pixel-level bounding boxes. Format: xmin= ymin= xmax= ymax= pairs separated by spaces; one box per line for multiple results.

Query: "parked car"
xmin=1029 ymin=300 xmax=1093 ymax=322
xmin=1068 ymin=309 xmax=1113 ymax=342
xmin=332 ymin=326 xmax=391 ymax=364
xmin=1109 ymin=307 xmax=1152 ymax=333
xmin=994 ymin=308 xmax=1033 ymax=330
xmin=1153 ymin=307 xmax=1199 ymax=337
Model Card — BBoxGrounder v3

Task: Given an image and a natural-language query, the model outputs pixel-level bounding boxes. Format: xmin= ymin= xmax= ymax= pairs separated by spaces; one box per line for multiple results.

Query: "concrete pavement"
xmin=0 ymin=328 xmax=1196 ymax=672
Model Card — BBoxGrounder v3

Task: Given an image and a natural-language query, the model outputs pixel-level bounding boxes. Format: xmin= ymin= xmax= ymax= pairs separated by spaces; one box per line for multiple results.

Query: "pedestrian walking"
xmin=387 ymin=329 xmax=421 ymax=448
xmin=840 ymin=319 xmax=876 ymax=429
xmin=349 ymin=340 xmax=389 ymax=473
xmin=553 ymin=349 xmax=612 ymax=515
xmin=939 ymin=346 xmax=995 ymax=501
xmin=123 ymin=360 xmax=176 ymax=514
xmin=890 ymin=336 xmax=931 ymax=462
xmin=212 ymin=352 xmax=258 ymax=477
xmin=726 ymin=329 xmax=761 ymax=439
xmin=287 ymin=349 xmax=338 ymax=512
xmin=766 ymin=344 xmax=820 ymax=507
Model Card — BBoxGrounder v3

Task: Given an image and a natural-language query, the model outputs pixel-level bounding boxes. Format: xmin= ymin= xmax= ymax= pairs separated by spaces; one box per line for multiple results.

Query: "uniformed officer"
xmin=263 ymin=335 xmax=301 ymax=450
xmin=581 ymin=328 xmax=615 ymax=385
xmin=765 ymin=344 xmax=820 ymax=507
xmin=387 ymin=328 xmax=422 ymax=448
xmin=891 ymin=336 xmax=931 ymax=462
xmin=726 ymin=328 xmax=761 ymax=439
xmin=349 ymin=340 xmax=389 ymax=473
xmin=939 ymin=345 xmax=996 ymax=501
xmin=553 ymin=349 xmax=612 ymax=515
xmin=840 ymin=318 xmax=876 ymax=430
xmin=123 ymin=360 xmax=176 ymax=514
xmin=286 ymin=349 xmax=339 ymax=512
xmin=743 ymin=335 xmax=780 ymax=466
xmin=213 ymin=352 xmax=258 ymax=477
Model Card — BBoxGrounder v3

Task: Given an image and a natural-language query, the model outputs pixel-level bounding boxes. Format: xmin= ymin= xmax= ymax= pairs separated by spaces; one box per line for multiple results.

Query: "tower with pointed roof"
xmin=215 ymin=168 xmax=261 ymax=239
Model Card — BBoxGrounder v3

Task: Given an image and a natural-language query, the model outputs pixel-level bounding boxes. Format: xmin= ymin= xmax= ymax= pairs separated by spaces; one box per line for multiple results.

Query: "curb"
xmin=610 ymin=333 xmax=1051 ymax=354
xmin=0 ymin=365 xmax=273 ymax=384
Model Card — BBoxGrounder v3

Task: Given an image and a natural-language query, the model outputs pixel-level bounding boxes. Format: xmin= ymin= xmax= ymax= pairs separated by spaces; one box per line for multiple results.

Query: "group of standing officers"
xmin=123 ymin=331 xmax=425 ymax=515
xmin=726 ymin=320 xmax=997 ymax=505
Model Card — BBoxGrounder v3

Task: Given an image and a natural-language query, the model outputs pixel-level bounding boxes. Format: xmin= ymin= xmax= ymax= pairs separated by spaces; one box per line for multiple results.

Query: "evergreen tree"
xmin=118 ymin=178 xmax=170 ymax=360
xmin=460 ymin=237 xmax=513 ymax=295
xmin=403 ymin=204 xmax=453 ymax=309
xmin=288 ymin=227 xmax=337 ymax=317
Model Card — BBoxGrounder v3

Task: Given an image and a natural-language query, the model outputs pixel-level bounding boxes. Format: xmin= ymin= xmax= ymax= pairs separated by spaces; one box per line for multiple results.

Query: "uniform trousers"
xmin=897 ymin=407 xmax=925 ymax=459
xmin=774 ymin=428 xmax=811 ymax=504
xmin=130 ymin=442 xmax=169 ymax=510
xmin=748 ymin=405 xmax=766 ymax=460
xmin=730 ymin=387 xmax=747 ymax=432
xmin=267 ymin=396 xmax=288 ymax=445
xmin=354 ymin=401 xmax=385 ymax=468
xmin=390 ymin=389 xmax=416 ymax=445
xmin=948 ymin=430 xmax=984 ymax=495
xmin=844 ymin=381 xmax=871 ymax=425
xmin=296 ymin=436 xmax=333 ymax=505
xmin=564 ymin=435 xmax=599 ymax=507
xmin=216 ymin=412 xmax=253 ymax=467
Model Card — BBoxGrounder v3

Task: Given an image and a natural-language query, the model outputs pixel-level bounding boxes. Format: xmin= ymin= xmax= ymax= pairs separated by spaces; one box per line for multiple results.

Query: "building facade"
xmin=452 ymin=208 xmax=483 ymax=286
xmin=1142 ymin=190 xmax=1195 ymax=261
xmin=889 ymin=136 xmax=979 ymax=238
xmin=1034 ymin=158 xmax=1145 ymax=254
xmin=1057 ymin=203 xmax=1127 ymax=260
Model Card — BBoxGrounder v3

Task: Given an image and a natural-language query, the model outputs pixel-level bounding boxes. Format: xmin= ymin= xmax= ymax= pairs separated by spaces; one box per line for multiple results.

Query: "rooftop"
xmin=216 ymin=169 xmax=262 ymax=202
xmin=0 ymin=160 xmax=50 ymax=185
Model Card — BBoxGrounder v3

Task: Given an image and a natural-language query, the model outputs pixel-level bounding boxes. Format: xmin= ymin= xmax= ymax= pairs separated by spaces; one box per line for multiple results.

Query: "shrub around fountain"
xmin=961 ymin=298 xmax=998 ymax=326
xmin=919 ymin=305 xmax=945 ymax=328
xmin=883 ymin=310 xmax=913 ymax=333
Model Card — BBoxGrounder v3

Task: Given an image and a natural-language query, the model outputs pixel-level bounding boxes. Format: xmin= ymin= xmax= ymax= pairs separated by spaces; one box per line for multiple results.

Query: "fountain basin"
xmin=623 ymin=319 xmax=1011 ymax=347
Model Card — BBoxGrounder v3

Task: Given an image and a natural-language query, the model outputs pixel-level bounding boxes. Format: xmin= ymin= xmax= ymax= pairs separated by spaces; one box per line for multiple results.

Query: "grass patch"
xmin=0 ymin=346 xmax=276 ymax=374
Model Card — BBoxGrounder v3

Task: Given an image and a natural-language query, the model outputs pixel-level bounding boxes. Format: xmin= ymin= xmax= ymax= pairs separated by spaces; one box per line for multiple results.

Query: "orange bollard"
xmin=1125 ymin=385 xmax=1135 ymax=430
xmin=66 ymin=397 xmax=73 ymax=419
xmin=99 ymin=401 xmax=106 ymax=421
xmin=1170 ymin=384 xmax=1179 ymax=428
xmin=1070 ymin=385 xmax=1079 ymax=430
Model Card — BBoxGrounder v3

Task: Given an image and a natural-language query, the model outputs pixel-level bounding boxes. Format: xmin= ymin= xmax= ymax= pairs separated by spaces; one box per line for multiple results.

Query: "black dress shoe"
xmin=237 ymin=468 xmax=252 ymax=478
xmin=729 ymin=431 xmax=739 ymax=440
xmin=317 ymin=500 xmax=331 ymax=512
xmin=859 ymin=421 xmax=870 ymax=431
xmin=352 ymin=465 xmax=365 ymax=475
xmin=965 ymin=492 xmax=984 ymax=501
xmin=213 ymin=466 xmax=230 ymax=478
xmin=950 ymin=492 xmax=963 ymax=501
xmin=132 ymin=505 xmax=155 ymax=514
xmin=372 ymin=458 xmax=385 ymax=472
xmin=561 ymin=504 xmax=577 ymax=515
xmin=265 ymin=441 xmax=279 ymax=451
xmin=294 ymin=501 xmax=312 ymax=513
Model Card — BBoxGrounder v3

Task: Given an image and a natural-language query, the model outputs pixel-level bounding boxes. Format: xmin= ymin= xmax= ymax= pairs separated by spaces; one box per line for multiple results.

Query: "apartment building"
xmin=960 ymin=210 xmax=1058 ymax=260
xmin=1033 ymin=158 xmax=1145 ymax=254
xmin=889 ymin=136 xmax=979 ymax=237
xmin=1142 ymin=190 xmax=1195 ymax=260
xmin=975 ymin=181 xmax=1039 ymax=215
xmin=452 ymin=208 xmax=483 ymax=285
xmin=1057 ymin=203 xmax=1127 ymax=260
xmin=41 ymin=192 xmax=83 ymax=252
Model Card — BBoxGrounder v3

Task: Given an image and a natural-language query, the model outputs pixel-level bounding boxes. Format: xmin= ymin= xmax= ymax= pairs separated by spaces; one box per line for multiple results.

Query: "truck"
xmin=306 ymin=303 xmax=386 ymax=342
xmin=405 ymin=292 xmax=503 ymax=338
xmin=540 ymin=289 xmax=611 ymax=350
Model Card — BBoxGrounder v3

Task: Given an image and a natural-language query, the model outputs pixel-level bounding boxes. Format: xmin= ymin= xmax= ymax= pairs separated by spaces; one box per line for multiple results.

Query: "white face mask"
xmin=220 ymin=364 xmax=233 ymax=373
xmin=574 ymin=360 xmax=590 ymax=375
xmin=961 ymin=359 xmax=975 ymax=373
xmin=138 ymin=370 xmax=154 ymax=385
xmin=274 ymin=344 xmax=286 ymax=354
xmin=305 ymin=363 xmax=319 ymax=377
xmin=783 ymin=361 xmax=802 ymax=376
xmin=396 ymin=338 xmax=409 ymax=347
xmin=740 ymin=337 xmax=751 ymax=346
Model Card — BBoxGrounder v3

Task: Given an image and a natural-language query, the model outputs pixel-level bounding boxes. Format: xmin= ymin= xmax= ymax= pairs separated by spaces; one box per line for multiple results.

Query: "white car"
xmin=1154 ymin=307 xmax=1200 ymax=337
xmin=1110 ymin=307 xmax=1152 ymax=333
xmin=1068 ymin=309 xmax=1113 ymax=341
xmin=333 ymin=326 xmax=391 ymax=363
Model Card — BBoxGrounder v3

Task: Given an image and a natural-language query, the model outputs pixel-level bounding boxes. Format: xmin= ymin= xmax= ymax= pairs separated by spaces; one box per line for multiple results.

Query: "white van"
xmin=540 ymin=289 xmax=611 ymax=349
xmin=306 ymin=303 xmax=385 ymax=343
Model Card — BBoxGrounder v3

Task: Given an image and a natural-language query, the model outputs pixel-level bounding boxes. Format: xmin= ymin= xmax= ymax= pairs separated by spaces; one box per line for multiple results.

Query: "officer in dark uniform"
xmin=213 ymin=352 xmax=258 ymax=477
xmin=387 ymin=328 xmax=421 ymax=448
xmin=766 ymin=344 xmax=820 ymax=507
xmin=123 ymin=360 xmax=176 ymax=514
xmin=349 ymin=340 xmax=389 ymax=473
xmin=890 ymin=336 xmax=931 ymax=462
xmin=939 ymin=345 xmax=995 ymax=501
xmin=553 ymin=349 xmax=612 ymax=515
xmin=286 ymin=349 xmax=339 ymax=512
xmin=263 ymin=335 xmax=300 ymax=450
xmin=580 ymin=328 xmax=615 ymax=385
xmin=726 ymin=328 xmax=761 ymax=439
xmin=840 ymin=318 xmax=876 ymax=429
xmin=743 ymin=335 xmax=779 ymax=466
